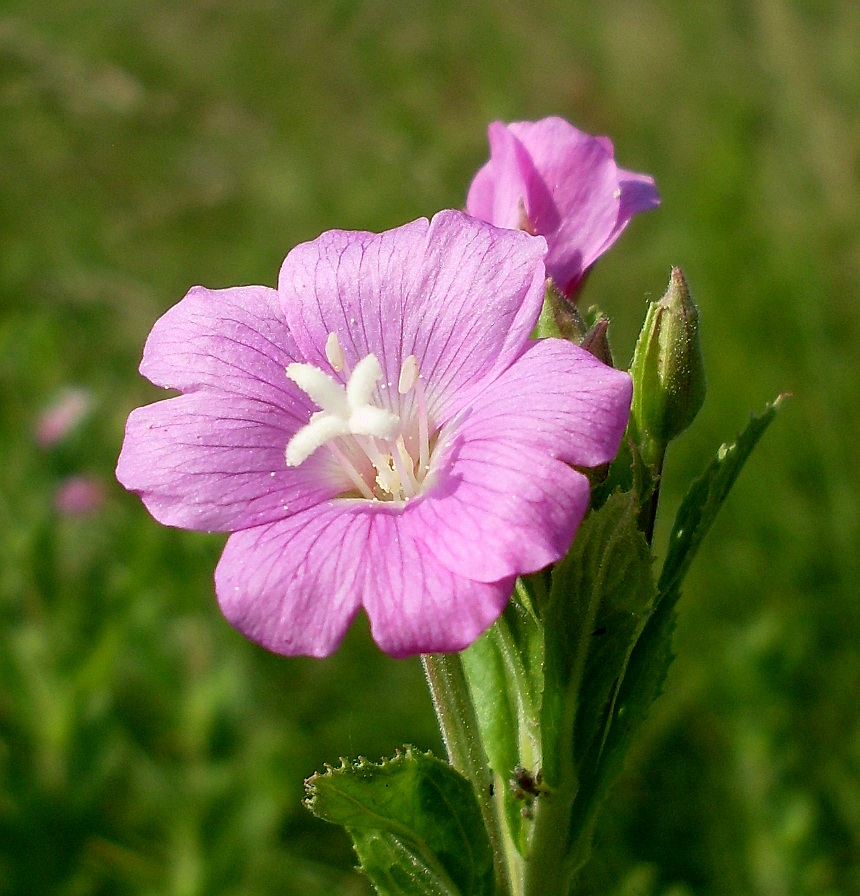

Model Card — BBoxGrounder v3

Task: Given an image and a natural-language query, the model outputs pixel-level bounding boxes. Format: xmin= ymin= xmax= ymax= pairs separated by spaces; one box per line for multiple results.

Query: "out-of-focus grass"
xmin=0 ymin=1 xmax=857 ymax=894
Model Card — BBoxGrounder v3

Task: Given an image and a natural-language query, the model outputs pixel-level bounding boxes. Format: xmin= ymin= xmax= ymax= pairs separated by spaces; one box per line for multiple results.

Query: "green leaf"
xmin=523 ymin=492 xmax=655 ymax=888
xmin=659 ymin=394 xmax=787 ymax=606
xmin=461 ymin=579 xmax=544 ymax=854
xmin=541 ymin=491 xmax=656 ymax=791
xmin=305 ymin=747 xmax=496 ymax=896
xmin=571 ymin=396 xmax=787 ymax=857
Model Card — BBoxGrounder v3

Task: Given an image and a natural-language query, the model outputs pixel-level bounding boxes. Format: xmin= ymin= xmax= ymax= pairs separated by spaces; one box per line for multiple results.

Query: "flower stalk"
xmin=421 ymin=652 xmax=512 ymax=895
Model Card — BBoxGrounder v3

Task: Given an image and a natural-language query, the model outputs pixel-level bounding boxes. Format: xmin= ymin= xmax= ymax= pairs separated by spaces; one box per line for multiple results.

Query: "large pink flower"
xmin=117 ymin=211 xmax=631 ymax=658
xmin=467 ymin=117 xmax=660 ymax=297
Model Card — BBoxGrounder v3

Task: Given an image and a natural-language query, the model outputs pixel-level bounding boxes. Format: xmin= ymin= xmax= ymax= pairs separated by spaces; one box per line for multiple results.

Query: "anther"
xmin=398 ymin=355 xmax=420 ymax=395
xmin=325 ymin=332 xmax=345 ymax=372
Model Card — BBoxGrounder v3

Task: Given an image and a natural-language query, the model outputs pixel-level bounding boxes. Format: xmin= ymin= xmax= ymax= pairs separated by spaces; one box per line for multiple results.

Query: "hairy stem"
xmin=422 ymin=652 xmax=511 ymax=896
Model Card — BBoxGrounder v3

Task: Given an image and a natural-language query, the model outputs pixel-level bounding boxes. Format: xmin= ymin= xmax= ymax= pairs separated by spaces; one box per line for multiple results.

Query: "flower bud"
xmin=630 ymin=267 xmax=706 ymax=451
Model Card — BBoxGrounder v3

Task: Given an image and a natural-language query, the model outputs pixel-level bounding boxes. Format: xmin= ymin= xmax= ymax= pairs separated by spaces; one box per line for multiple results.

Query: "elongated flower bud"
xmin=630 ymin=267 xmax=706 ymax=454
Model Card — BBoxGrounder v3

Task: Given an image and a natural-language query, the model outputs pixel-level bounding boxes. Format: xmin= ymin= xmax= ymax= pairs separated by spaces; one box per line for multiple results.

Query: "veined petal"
xmin=279 ymin=223 xmax=420 ymax=384
xmin=411 ymin=212 xmax=547 ymax=416
xmin=117 ymin=392 xmax=336 ymax=531
xmin=457 ymin=338 xmax=632 ymax=467
xmin=140 ymin=285 xmax=303 ymax=402
xmin=279 ymin=211 xmax=548 ymax=421
xmin=216 ymin=503 xmax=514 ymax=658
xmin=405 ymin=438 xmax=591 ymax=583
xmin=404 ymin=339 xmax=631 ymax=583
xmin=216 ymin=508 xmax=365 ymax=658
xmin=359 ymin=509 xmax=515 ymax=657
xmin=468 ymin=117 xmax=659 ymax=296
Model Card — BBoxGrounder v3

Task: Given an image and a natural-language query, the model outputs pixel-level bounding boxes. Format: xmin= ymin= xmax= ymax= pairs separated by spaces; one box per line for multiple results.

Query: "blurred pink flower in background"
xmin=55 ymin=476 xmax=105 ymax=515
xmin=36 ymin=387 xmax=93 ymax=447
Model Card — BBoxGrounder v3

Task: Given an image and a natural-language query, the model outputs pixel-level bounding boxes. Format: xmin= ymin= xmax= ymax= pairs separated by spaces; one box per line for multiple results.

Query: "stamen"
xmin=394 ymin=436 xmax=420 ymax=495
xmin=413 ymin=370 xmax=430 ymax=475
xmin=327 ymin=442 xmax=376 ymax=501
xmin=517 ymin=198 xmax=537 ymax=236
xmin=398 ymin=355 xmax=419 ymax=395
xmin=325 ymin=332 xmax=346 ymax=372
xmin=359 ymin=436 xmax=400 ymax=496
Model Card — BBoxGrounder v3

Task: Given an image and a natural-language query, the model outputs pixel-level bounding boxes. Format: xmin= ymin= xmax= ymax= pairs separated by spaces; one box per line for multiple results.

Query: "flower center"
xmin=285 ymin=334 xmax=435 ymax=503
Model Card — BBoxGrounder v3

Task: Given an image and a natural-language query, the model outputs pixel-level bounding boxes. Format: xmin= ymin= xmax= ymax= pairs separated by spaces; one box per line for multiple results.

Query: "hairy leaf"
xmin=306 ymin=747 xmax=496 ymax=896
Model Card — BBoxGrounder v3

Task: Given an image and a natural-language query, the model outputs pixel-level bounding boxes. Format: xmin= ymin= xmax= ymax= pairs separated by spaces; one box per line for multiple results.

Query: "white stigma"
xmin=285 ymin=336 xmax=435 ymax=502
xmin=285 ymin=354 xmax=399 ymax=467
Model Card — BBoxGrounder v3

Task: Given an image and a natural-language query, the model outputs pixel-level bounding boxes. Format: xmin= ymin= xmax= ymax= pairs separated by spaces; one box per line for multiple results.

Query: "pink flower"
xmin=117 ymin=211 xmax=631 ymax=658
xmin=55 ymin=476 xmax=104 ymax=515
xmin=36 ymin=388 xmax=93 ymax=447
xmin=467 ymin=117 xmax=660 ymax=297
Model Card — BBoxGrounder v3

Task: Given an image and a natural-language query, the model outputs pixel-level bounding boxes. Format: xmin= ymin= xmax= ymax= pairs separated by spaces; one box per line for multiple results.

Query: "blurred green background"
xmin=1 ymin=1 xmax=857 ymax=893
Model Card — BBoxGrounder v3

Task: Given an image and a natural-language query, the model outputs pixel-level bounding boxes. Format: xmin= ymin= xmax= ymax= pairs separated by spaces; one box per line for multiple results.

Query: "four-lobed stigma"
xmin=286 ymin=333 xmax=434 ymax=503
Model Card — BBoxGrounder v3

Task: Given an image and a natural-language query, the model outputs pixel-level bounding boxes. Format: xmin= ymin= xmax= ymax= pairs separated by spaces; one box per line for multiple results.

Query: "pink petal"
xmin=279 ymin=210 xmax=548 ymax=421
xmin=358 ymin=508 xmax=515 ymax=656
xmin=216 ymin=503 xmax=514 ymax=657
xmin=466 ymin=122 xmax=553 ymax=232
xmin=403 ymin=339 xmax=632 ymax=583
xmin=406 ymin=439 xmax=590 ymax=583
xmin=216 ymin=507 xmax=365 ymax=657
xmin=116 ymin=392 xmax=335 ymax=531
xmin=140 ymin=284 xmax=303 ymax=404
xmin=458 ymin=338 xmax=633 ymax=467
xmin=467 ymin=117 xmax=659 ymax=296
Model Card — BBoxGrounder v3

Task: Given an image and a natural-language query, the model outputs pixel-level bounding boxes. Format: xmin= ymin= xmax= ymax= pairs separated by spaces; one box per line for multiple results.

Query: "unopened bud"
xmin=630 ymin=267 xmax=706 ymax=450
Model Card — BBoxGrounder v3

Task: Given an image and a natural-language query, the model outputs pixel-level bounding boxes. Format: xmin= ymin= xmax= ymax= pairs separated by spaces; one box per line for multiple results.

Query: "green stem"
xmin=522 ymin=781 xmax=576 ymax=896
xmin=421 ymin=652 xmax=511 ymax=896
xmin=638 ymin=435 xmax=667 ymax=545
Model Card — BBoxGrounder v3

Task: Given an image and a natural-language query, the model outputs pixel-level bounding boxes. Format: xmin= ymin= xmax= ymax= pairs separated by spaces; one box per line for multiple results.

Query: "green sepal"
xmin=461 ymin=579 xmax=544 ymax=854
xmin=305 ymin=747 xmax=496 ymax=896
